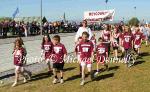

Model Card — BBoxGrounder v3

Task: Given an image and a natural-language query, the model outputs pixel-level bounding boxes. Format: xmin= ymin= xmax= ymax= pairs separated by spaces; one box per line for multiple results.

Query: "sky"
xmin=0 ymin=0 xmax=150 ymax=22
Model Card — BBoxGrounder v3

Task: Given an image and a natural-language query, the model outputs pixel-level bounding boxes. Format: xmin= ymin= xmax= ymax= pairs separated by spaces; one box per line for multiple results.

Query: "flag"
xmin=134 ymin=6 xmax=136 ymax=10
xmin=12 ymin=7 xmax=19 ymax=19
xmin=105 ymin=0 xmax=108 ymax=4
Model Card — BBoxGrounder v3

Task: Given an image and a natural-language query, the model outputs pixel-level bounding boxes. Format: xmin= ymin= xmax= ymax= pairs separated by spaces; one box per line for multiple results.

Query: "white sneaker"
xmin=114 ymin=57 xmax=119 ymax=61
xmin=80 ymin=80 xmax=85 ymax=86
xmin=12 ymin=82 xmax=17 ymax=87
xmin=0 ymin=80 xmax=4 ymax=84
xmin=94 ymin=72 xmax=99 ymax=77
xmin=23 ymin=78 xmax=27 ymax=83
xmin=53 ymin=79 xmax=58 ymax=84
xmin=60 ymin=79 xmax=64 ymax=84
xmin=127 ymin=64 xmax=132 ymax=67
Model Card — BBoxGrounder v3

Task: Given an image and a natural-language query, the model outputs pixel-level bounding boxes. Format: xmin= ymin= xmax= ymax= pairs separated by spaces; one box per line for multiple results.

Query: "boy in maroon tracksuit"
xmin=78 ymin=32 xmax=94 ymax=86
xmin=51 ymin=35 xmax=67 ymax=84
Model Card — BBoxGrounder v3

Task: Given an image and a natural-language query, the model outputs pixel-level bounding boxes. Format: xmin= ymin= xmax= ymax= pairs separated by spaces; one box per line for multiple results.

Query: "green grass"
xmin=0 ymin=45 xmax=150 ymax=92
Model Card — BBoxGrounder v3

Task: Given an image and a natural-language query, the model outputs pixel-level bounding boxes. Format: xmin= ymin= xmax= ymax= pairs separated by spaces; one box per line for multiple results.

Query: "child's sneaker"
xmin=128 ymin=64 xmax=132 ymax=67
xmin=60 ymin=79 xmax=64 ymax=84
xmin=53 ymin=78 xmax=58 ymax=84
xmin=12 ymin=82 xmax=17 ymax=87
xmin=94 ymin=72 xmax=99 ymax=77
xmin=80 ymin=80 xmax=85 ymax=86
xmin=23 ymin=78 xmax=27 ymax=83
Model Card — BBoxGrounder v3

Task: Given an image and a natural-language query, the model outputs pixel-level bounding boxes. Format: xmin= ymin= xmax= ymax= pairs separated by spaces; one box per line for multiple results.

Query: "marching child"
xmin=120 ymin=26 xmax=134 ymax=67
xmin=41 ymin=34 xmax=54 ymax=74
xmin=111 ymin=27 xmax=120 ymax=60
xmin=78 ymin=32 xmax=94 ymax=85
xmin=51 ymin=35 xmax=67 ymax=84
xmin=12 ymin=39 xmax=28 ymax=87
xmin=102 ymin=24 xmax=111 ymax=57
xmin=94 ymin=37 xmax=108 ymax=76
xmin=133 ymin=26 xmax=144 ymax=55
xmin=16 ymin=37 xmax=32 ymax=79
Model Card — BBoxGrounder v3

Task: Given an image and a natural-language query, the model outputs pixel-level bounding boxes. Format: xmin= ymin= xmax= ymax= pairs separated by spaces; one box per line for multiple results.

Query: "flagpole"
xmin=40 ymin=0 xmax=43 ymax=35
xmin=105 ymin=3 xmax=107 ymax=10
xmin=105 ymin=0 xmax=108 ymax=10
xmin=17 ymin=0 xmax=19 ymax=18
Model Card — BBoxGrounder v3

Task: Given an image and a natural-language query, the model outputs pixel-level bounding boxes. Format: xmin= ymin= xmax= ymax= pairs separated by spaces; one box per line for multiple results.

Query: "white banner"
xmin=84 ymin=9 xmax=115 ymax=22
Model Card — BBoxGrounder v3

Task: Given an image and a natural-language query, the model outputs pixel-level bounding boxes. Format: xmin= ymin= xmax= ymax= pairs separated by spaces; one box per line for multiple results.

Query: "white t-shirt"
xmin=75 ymin=27 xmax=93 ymax=42
xmin=145 ymin=27 xmax=150 ymax=36
xmin=140 ymin=26 xmax=149 ymax=36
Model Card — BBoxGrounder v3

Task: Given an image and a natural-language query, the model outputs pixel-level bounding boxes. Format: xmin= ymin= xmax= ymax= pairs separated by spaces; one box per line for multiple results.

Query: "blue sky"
xmin=0 ymin=0 xmax=150 ymax=21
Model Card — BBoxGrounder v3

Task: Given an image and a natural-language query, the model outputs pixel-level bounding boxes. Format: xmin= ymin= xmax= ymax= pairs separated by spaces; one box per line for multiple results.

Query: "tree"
xmin=0 ymin=17 xmax=12 ymax=22
xmin=42 ymin=16 xmax=47 ymax=24
xmin=128 ymin=17 xmax=140 ymax=26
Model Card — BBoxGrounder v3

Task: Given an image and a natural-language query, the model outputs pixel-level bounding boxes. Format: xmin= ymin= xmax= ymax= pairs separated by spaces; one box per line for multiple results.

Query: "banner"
xmin=84 ymin=9 xmax=115 ymax=22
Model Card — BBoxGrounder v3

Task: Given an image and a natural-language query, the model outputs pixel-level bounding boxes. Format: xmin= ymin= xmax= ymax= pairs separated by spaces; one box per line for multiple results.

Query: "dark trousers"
xmin=0 ymin=28 xmax=2 ymax=35
xmin=3 ymin=28 xmax=8 ymax=38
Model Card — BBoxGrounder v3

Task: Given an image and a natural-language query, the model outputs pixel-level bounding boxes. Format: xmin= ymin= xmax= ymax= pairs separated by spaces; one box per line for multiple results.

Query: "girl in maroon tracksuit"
xmin=41 ymin=34 xmax=53 ymax=73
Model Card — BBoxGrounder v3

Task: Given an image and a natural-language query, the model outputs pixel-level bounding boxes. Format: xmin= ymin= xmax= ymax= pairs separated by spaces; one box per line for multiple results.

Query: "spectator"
xmin=75 ymin=20 xmax=93 ymax=43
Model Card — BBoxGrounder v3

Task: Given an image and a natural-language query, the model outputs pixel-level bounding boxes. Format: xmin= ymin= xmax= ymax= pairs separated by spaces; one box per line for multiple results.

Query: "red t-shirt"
xmin=79 ymin=40 xmax=94 ymax=59
xmin=41 ymin=42 xmax=53 ymax=59
xmin=120 ymin=32 xmax=134 ymax=49
xmin=13 ymin=48 xmax=24 ymax=66
xmin=52 ymin=43 xmax=67 ymax=63
xmin=134 ymin=31 xmax=144 ymax=45
xmin=96 ymin=43 xmax=108 ymax=57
